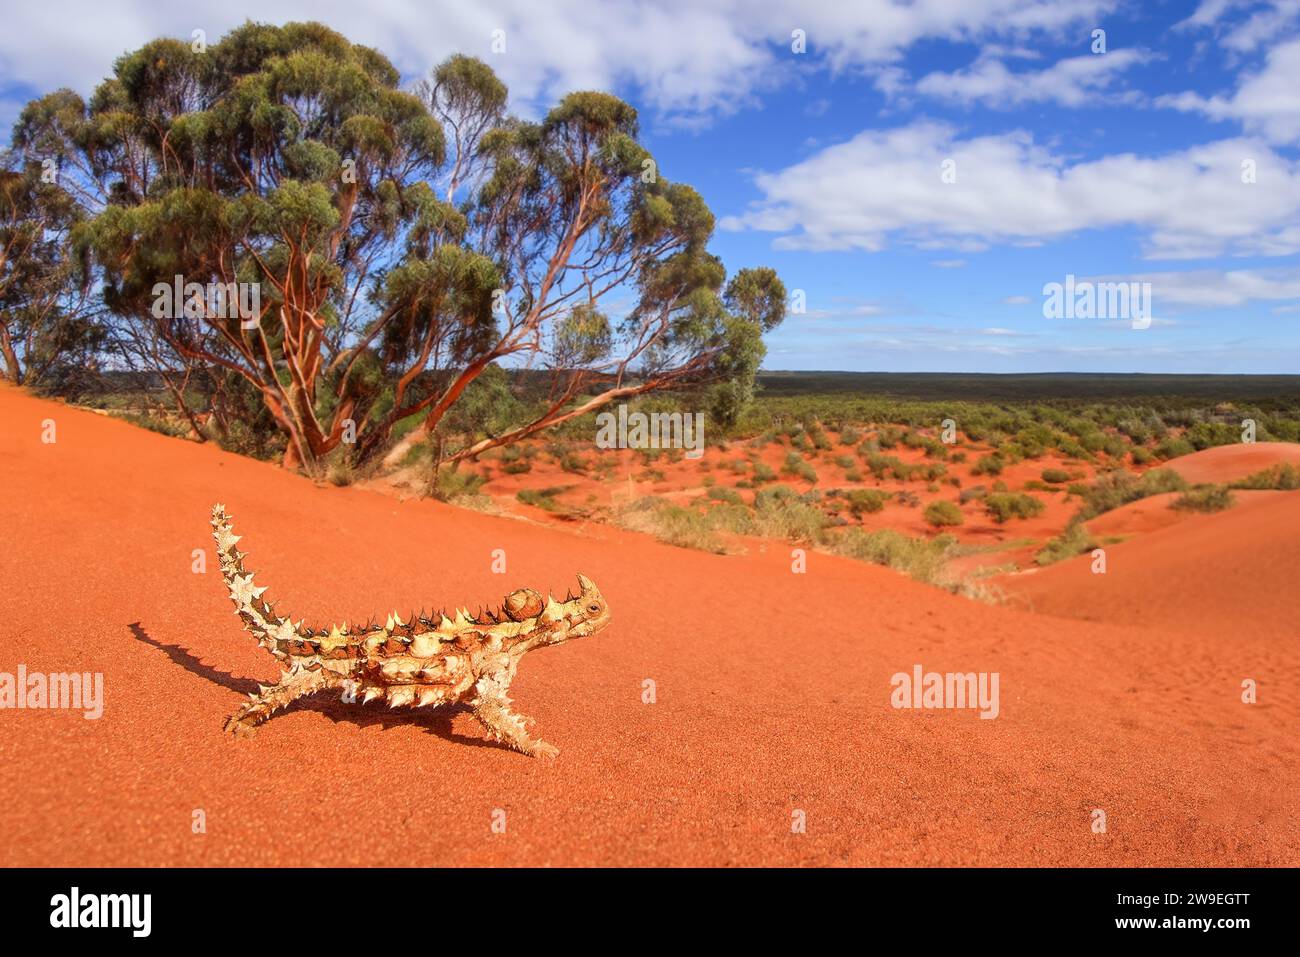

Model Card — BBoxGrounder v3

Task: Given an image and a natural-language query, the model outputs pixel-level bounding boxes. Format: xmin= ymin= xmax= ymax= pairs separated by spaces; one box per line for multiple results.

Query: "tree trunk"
xmin=446 ymin=378 xmax=671 ymax=464
xmin=0 ymin=331 xmax=21 ymax=385
xmin=281 ymin=441 xmax=304 ymax=471
xmin=377 ymin=353 xmax=502 ymax=469
xmin=161 ymin=374 xmax=207 ymax=443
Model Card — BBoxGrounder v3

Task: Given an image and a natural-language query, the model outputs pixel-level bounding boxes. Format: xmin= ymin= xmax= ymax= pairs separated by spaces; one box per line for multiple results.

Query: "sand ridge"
xmin=1163 ymin=441 xmax=1300 ymax=485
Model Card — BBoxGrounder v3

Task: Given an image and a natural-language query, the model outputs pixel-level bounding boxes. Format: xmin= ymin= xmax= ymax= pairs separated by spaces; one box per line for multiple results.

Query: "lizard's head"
xmin=539 ymin=574 xmax=611 ymax=644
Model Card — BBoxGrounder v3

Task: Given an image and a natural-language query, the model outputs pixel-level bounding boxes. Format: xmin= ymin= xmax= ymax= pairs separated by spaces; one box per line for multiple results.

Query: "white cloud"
xmin=721 ymin=121 xmax=1300 ymax=259
xmin=1115 ymin=265 xmax=1300 ymax=307
xmin=1178 ymin=0 xmax=1252 ymax=31
xmin=801 ymin=302 xmax=888 ymax=321
xmin=1176 ymin=1 xmax=1300 ymax=52
xmin=915 ymin=49 xmax=1149 ymax=108
xmin=1158 ymin=37 xmax=1300 ymax=142
xmin=0 ymin=0 xmax=1116 ymax=125
xmin=1223 ymin=2 xmax=1300 ymax=51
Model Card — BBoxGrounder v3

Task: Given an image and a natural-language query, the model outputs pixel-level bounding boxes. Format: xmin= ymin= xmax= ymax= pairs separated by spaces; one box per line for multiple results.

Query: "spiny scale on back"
xmin=209 ymin=503 xmax=612 ymax=758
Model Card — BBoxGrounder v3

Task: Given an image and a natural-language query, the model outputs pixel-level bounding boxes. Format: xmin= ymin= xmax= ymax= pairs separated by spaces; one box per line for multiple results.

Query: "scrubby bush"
xmin=1171 ymin=485 xmax=1235 ymax=513
xmin=1184 ymin=421 xmax=1241 ymax=451
xmin=515 ymin=486 xmax=569 ymax=511
xmin=707 ymin=501 xmax=758 ymax=536
xmin=1077 ymin=468 xmax=1187 ymax=519
xmin=616 ymin=498 xmax=726 ymax=553
xmin=559 ymin=451 xmax=589 ymax=474
xmin=923 ymin=500 xmax=964 ymax=527
xmin=999 ymin=442 xmax=1027 ymax=464
xmin=1117 ymin=418 xmax=1154 ymax=445
xmin=1040 ymin=468 xmax=1071 ymax=484
xmin=752 ymin=485 xmax=826 ymax=542
xmin=499 ymin=446 xmax=533 ymax=474
xmin=706 ymin=486 xmax=745 ymax=505
xmin=1231 ymin=463 xmax=1300 ymax=490
xmin=121 ymin=412 xmax=191 ymax=439
xmin=983 ymin=493 xmax=1045 ymax=523
xmin=1155 ymin=436 xmax=1195 ymax=460
xmin=832 ymin=528 xmax=956 ymax=584
xmin=1035 ymin=521 xmax=1096 ymax=566
xmin=1016 ymin=424 xmax=1054 ymax=457
xmin=781 ymin=451 xmax=819 ymax=483
xmin=1055 ymin=438 xmax=1089 ymax=460
xmin=844 ymin=488 xmax=889 ymax=516
xmin=432 ymin=466 xmax=488 ymax=502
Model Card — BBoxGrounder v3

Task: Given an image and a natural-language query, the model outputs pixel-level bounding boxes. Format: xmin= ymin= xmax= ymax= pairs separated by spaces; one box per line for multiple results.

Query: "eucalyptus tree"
xmin=12 ymin=21 xmax=785 ymax=473
xmin=16 ymin=22 xmax=464 ymax=469
xmin=0 ymin=154 xmax=98 ymax=386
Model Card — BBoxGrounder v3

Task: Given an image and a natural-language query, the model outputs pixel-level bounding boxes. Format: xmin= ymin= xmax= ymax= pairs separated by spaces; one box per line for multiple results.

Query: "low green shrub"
xmin=923 ymin=500 xmax=964 ymax=527
xmin=984 ymin=492 xmax=1045 ymax=523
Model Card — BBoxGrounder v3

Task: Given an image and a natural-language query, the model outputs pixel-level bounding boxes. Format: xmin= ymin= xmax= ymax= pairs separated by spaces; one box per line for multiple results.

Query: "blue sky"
xmin=4 ymin=0 xmax=1300 ymax=372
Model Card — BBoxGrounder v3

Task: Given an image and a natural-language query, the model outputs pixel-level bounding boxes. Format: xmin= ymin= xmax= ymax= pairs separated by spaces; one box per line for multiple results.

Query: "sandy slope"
xmin=1163 ymin=441 xmax=1300 ymax=484
xmin=0 ymin=385 xmax=1295 ymax=866
xmin=1005 ymin=489 xmax=1300 ymax=638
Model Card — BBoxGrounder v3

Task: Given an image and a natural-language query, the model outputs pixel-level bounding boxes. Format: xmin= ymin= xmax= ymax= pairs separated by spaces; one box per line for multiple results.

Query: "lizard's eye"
xmin=588 ymin=603 xmax=600 ymax=614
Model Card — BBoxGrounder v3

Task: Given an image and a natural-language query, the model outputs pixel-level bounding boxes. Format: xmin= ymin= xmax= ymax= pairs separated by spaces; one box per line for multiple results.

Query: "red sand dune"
xmin=1080 ymin=488 xmax=1280 ymax=541
xmin=1163 ymin=441 xmax=1300 ymax=485
xmin=0 ymin=385 xmax=1296 ymax=866
xmin=1079 ymin=491 xmax=1187 ymax=540
xmin=1003 ymin=489 xmax=1299 ymax=638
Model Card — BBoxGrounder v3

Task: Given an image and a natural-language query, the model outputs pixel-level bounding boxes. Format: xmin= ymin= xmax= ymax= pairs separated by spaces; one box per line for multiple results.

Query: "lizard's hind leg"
xmin=225 ymin=663 xmax=339 ymax=736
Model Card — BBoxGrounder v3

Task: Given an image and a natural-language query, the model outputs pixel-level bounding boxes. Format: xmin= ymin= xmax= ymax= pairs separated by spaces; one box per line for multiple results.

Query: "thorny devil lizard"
xmin=211 ymin=504 xmax=612 ymax=758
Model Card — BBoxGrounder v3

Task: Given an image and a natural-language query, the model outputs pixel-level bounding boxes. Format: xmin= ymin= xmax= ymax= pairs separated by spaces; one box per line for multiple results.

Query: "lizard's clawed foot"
xmin=224 ymin=714 xmax=258 ymax=737
xmin=529 ymin=740 xmax=560 ymax=760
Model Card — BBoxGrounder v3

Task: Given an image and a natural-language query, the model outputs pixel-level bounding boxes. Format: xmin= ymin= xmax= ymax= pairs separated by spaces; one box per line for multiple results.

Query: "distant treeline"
xmin=756 ymin=372 xmax=1300 ymax=403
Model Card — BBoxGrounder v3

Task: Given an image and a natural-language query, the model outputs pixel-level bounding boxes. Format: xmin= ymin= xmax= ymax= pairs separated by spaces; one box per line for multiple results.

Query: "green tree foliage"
xmin=11 ymin=22 xmax=784 ymax=474
xmin=0 ymin=155 xmax=99 ymax=385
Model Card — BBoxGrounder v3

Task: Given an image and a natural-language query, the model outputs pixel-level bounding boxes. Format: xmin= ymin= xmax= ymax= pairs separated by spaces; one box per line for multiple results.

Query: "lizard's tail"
xmin=210 ymin=504 xmax=300 ymax=661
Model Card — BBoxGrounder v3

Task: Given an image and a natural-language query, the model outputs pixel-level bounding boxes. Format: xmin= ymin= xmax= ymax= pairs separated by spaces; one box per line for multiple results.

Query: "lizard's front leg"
xmin=471 ymin=675 xmax=558 ymax=759
xmin=225 ymin=663 xmax=338 ymax=736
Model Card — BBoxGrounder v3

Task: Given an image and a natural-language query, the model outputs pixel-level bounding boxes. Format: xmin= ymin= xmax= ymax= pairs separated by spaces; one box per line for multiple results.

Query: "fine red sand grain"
xmin=1 ymin=385 xmax=1296 ymax=866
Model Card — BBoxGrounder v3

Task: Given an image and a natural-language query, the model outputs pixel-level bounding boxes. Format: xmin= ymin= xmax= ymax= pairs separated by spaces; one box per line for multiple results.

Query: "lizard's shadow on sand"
xmin=128 ymin=622 xmax=505 ymax=751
